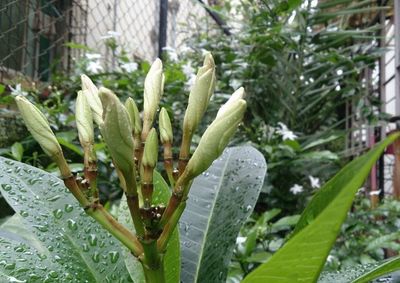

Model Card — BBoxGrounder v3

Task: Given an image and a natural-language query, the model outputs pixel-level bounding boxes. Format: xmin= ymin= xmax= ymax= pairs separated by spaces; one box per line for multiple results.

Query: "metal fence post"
xmin=158 ymin=0 xmax=168 ymax=58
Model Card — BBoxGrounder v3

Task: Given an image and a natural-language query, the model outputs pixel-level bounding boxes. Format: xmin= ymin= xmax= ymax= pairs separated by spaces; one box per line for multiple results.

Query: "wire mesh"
xmin=0 ymin=0 xmax=216 ymax=82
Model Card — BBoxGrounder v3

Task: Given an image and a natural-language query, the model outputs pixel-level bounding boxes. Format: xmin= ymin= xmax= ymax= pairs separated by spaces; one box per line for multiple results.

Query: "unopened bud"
xmin=182 ymin=52 xmax=216 ymax=137
xmin=143 ymin=59 xmax=164 ymax=138
xmin=76 ymin=91 xmax=94 ymax=147
xmin=15 ymin=96 xmax=70 ymax=176
xmin=216 ymin=87 xmax=245 ymax=118
xmin=125 ymin=97 xmax=142 ymax=136
xmin=81 ymin=74 xmax=103 ymax=126
xmin=159 ymin=108 xmax=173 ymax=144
xmin=99 ymin=88 xmax=136 ymax=187
xmin=142 ymin=128 xmax=159 ymax=168
xmin=183 ymin=98 xmax=246 ymax=179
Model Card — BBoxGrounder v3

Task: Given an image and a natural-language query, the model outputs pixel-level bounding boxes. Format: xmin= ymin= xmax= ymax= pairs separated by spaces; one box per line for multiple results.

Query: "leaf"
xmin=180 ymin=146 xmax=266 ymax=283
xmin=365 ymin=232 xmax=400 ymax=251
xmin=0 ymin=84 xmax=5 ymax=94
xmin=0 ymin=157 xmax=132 ymax=282
xmin=351 ymin=256 xmax=400 ymax=283
xmin=242 ymin=133 xmax=400 ymax=283
xmin=10 ymin=142 xmax=23 ymax=161
xmin=118 ymin=171 xmax=180 ymax=283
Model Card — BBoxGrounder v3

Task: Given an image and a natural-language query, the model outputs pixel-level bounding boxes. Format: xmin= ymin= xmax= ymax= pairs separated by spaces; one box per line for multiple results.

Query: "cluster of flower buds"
xmin=15 ymin=53 xmax=247 ymax=260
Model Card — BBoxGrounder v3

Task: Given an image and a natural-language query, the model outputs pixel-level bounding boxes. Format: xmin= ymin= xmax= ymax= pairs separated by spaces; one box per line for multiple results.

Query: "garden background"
xmin=1 ymin=0 xmax=400 ymax=281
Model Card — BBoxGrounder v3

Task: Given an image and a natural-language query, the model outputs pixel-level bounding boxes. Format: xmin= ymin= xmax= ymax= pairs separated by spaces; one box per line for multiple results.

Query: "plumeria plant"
xmin=1 ymin=53 xmax=400 ymax=283
xmin=12 ymin=53 xmax=248 ymax=282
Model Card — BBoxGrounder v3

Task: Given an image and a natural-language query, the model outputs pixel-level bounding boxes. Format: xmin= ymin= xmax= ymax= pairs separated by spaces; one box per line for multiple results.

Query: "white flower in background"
xmin=100 ymin=30 xmax=121 ymax=40
xmin=370 ymin=190 xmax=381 ymax=196
xmin=182 ymin=61 xmax=196 ymax=89
xmin=309 ymin=175 xmax=320 ymax=189
xmin=85 ymin=53 xmax=101 ymax=60
xmin=87 ymin=61 xmax=103 ymax=74
xmin=121 ymin=62 xmax=138 ymax=73
xmin=9 ymin=84 xmax=28 ymax=97
xmin=276 ymin=122 xmax=298 ymax=141
xmin=230 ymin=79 xmax=242 ymax=90
xmin=327 ymin=255 xmax=335 ymax=263
xmin=236 ymin=236 xmax=247 ymax=245
xmin=290 ymin=184 xmax=303 ymax=195
xmin=162 ymin=46 xmax=178 ymax=61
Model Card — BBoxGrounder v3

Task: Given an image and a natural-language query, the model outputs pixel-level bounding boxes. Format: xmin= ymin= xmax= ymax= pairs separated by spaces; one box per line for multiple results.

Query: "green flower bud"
xmin=143 ymin=59 xmax=164 ymax=137
xmin=216 ymin=87 xmax=245 ymax=118
xmin=183 ymin=98 xmax=246 ymax=179
xmin=142 ymin=128 xmax=158 ymax=168
xmin=99 ymin=87 xmax=136 ymax=187
xmin=159 ymin=108 xmax=173 ymax=144
xmin=81 ymin=74 xmax=103 ymax=126
xmin=76 ymin=91 xmax=94 ymax=147
xmin=15 ymin=96 xmax=70 ymax=176
xmin=125 ymin=97 xmax=142 ymax=136
xmin=182 ymin=52 xmax=216 ymax=137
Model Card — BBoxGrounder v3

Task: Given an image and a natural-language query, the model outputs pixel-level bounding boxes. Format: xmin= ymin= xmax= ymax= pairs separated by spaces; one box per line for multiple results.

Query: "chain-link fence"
xmin=0 ymin=0 xmax=222 ymax=82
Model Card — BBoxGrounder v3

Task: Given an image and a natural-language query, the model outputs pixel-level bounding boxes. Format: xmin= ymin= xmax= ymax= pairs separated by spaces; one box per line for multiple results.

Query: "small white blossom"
xmin=230 ymin=79 xmax=242 ymax=90
xmin=290 ymin=184 xmax=303 ymax=195
xmin=309 ymin=176 xmax=320 ymax=189
xmin=87 ymin=61 xmax=103 ymax=74
xmin=369 ymin=190 xmax=381 ymax=196
xmin=276 ymin=122 xmax=298 ymax=141
xmin=85 ymin=53 xmax=101 ymax=60
xmin=162 ymin=46 xmax=178 ymax=61
xmin=182 ymin=61 xmax=195 ymax=78
xmin=100 ymin=30 xmax=121 ymax=40
xmin=121 ymin=62 xmax=138 ymax=73
xmin=236 ymin=236 xmax=247 ymax=245
xmin=9 ymin=84 xmax=28 ymax=97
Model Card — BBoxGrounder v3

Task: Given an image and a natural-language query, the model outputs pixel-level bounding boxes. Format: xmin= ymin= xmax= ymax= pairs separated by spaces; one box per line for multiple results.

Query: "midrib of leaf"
xmin=17 ymin=176 xmax=98 ymax=282
xmin=193 ymin=150 xmax=232 ymax=282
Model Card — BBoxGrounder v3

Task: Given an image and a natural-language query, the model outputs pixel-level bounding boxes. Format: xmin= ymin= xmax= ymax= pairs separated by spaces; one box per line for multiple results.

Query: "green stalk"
xmin=158 ymin=202 xmax=186 ymax=252
xmin=142 ymin=260 xmax=166 ymax=283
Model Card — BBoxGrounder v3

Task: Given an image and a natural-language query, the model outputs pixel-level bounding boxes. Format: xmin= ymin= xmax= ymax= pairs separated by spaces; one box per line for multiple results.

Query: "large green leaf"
xmin=180 ymin=146 xmax=266 ymax=283
xmin=351 ymin=256 xmax=400 ymax=283
xmin=242 ymin=133 xmax=400 ymax=283
xmin=118 ymin=171 xmax=180 ymax=283
xmin=0 ymin=157 xmax=132 ymax=282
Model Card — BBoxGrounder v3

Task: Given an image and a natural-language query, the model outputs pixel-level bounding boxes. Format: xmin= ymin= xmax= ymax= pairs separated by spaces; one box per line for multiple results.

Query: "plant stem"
xmin=178 ymin=131 xmax=191 ymax=174
xmin=163 ymin=141 xmax=175 ymax=187
xmin=88 ymin=205 xmax=143 ymax=257
xmin=157 ymin=202 xmax=186 ymax=252
xmin=142 ymin=256 xmax=166 ymax=283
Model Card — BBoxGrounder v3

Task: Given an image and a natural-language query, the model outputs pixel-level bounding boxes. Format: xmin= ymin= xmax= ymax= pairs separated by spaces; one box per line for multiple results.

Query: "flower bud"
xmin=216 ymin=87 xmax=245 ymax=118
xmin=183 ymin=98 xmax=246 ymax=179
xmin=76 ymin=91 xmax=94 ymax=147
xmin=15 ymin=96 xmax=70 ymax=176
xmin=143 ymin=59 xmax=164 ymax=138
xmin=81 ymin=74 xmax=103 ymax=126
xmin=159 ymin=108 xmax=173 ymax=144
xmin=99 ymin=87 xmax=136 ymax=187
xmin=125 ymin=97 xmax=142 ymax=136
xmin=182 ymin=52 xmax=216 ymax=137
xmin=142 ymin=128 xmax=158 ymax=168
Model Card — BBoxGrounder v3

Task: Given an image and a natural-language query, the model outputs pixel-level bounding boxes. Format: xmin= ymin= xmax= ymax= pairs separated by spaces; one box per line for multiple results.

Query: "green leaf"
xmin=242 ymin=132 xmax=400 ymax=283
xmin=118 ymin=171 xmax=180 ymax=283
xmin=0 ymin=84 xmax=5 ymax=94
xmin=351 ymin=256 xmax=400 ymax=283
xmin=10 ymin=142 xmax=23 ymax=161
xmin=0 ymin=157 xmax=132 ymax=282
xmin=180 ymin=146 xmax=266 ymax=283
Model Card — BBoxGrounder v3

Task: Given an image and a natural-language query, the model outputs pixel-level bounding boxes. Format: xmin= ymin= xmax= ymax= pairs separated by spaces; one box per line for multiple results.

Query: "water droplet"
xmin=52 ymin=209 xmax=63 ymax=219
xmin=245 ymin=205 xmax=252 ymax=212
xmin=67 ymin=219 xmax=78 ymax=231
xmin=89 ymin=234 xmax=98 ymax=246
xmin=64 ymin=204 xmax=74 ymax=213
xmin=33 ymin=225 xmax=48 ymax=232
xmin=1 ymin=184 xmax=12 ymax=191
xmin=20 ymin=210 xmax=29 ymax=217
xmin=46 ymin=195 xmax=61 ymax=202
xmin=109 ymin=251 xmax=120 ymax=263
xmin=48 ymin=270 xmax=58 ymax=278
xmin=92 ymin=252 xmax=100 ymax=263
